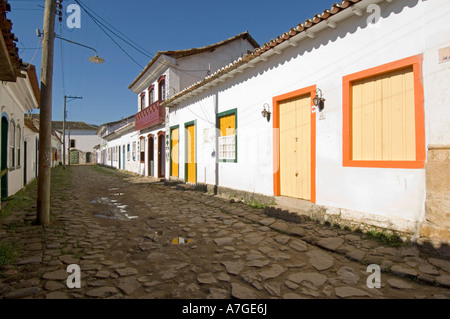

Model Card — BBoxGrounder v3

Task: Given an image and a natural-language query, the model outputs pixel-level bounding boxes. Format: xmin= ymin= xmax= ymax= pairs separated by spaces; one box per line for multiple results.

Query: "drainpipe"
xmin=214 ymin=92 xmax=219 ymax=195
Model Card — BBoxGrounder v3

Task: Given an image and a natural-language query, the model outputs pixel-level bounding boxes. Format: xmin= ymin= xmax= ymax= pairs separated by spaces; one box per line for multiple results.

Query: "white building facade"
xmin=127 ymin=32 xmax=260 ymax=179
xmin=0 ymin=65 xmax=40 ymax=198
xmin=54 ymin=121 xmax=101 ymax=165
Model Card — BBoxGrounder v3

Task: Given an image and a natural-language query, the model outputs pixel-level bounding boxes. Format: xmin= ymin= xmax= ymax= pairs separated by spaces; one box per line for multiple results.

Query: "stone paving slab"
xmin=0 ymin=166 xmax=449 ymax=300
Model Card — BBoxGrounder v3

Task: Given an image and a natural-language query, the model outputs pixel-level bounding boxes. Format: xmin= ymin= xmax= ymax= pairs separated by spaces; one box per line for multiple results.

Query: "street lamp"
xmin=37 ymin=29 xmax=105 ymax=64
xmin=37 ymin=31 xmax=105 ymax=168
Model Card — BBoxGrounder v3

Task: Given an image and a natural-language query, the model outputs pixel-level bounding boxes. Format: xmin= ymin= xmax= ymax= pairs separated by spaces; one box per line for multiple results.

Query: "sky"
xmin=9 ymin=0 xmax=337 ymax=126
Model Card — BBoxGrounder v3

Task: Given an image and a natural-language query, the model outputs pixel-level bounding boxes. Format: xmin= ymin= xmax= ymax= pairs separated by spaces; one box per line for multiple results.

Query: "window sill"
xmin=343 ymin=159 xmax=425 ymax=169
xmin=218 ymin=159 xmax=237 ymax=163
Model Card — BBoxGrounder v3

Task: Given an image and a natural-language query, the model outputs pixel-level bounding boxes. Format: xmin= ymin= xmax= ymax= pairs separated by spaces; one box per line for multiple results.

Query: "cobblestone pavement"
xmin=0 ymin=165 xmax=449 ymax=299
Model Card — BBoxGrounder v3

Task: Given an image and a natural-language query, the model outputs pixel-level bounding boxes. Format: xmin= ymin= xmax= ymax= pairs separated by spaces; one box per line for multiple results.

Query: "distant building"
xmin=96 ymin=116 xmax=136 ymax=170
xmin=52 ymin=121 xmax=100 ymax=165
xmin=128 ymin=31 xmax=259 ymax=177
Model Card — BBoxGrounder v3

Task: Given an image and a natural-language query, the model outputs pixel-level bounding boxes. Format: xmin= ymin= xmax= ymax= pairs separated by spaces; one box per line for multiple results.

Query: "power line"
xmin=72 ymin=0 xmax=209 ymax=80
xmin=75 ymin=0 xmax=154 ymax=58
xmin=59 ymin=22 xmax=66 ymax=95
xmin=73 ymin=0 xmax=146 ymax=68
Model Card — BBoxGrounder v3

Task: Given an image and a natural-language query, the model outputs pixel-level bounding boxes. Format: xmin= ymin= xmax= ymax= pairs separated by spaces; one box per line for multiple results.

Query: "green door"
xmin=1 ymin=116 xmax=8 ymax=199
xmin=23 ymin=141 xmax=27 ymax=186
xmin=70 ymin=150 xmax=79 ymax=164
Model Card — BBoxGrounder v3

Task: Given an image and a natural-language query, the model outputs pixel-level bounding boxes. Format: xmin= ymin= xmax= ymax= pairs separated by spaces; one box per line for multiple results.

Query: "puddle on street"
xmin=171 ymin=237 xmax=193 ymax=244
xmin=91 ymin=196 xmax=138 ymax=221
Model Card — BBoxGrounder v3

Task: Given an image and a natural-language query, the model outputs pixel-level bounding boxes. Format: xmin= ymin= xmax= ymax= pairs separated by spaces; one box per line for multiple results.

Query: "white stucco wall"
xmin=167 ymin=0 xmax=450 ymax=233
xmin=64 ymin=130 xmax=100 ymax=154
xmin=0 ymin=83 xmax=29 ymax=196
xmin=100 ymin=130 xmax=139 ymax=173
xmin=23 ymin=126 xmax=38 ymax=184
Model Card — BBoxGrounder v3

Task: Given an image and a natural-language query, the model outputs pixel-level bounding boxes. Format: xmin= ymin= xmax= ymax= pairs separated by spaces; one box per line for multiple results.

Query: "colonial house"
xmin=160 ymin=0 xmax=450 ymax=243
xmin=127 ymin=31 xmax=259 ymax=178
xmin=52 ymin=121 xmax=100 ymax=165
xmin=1 ymin=1 xmax=40 ymax=198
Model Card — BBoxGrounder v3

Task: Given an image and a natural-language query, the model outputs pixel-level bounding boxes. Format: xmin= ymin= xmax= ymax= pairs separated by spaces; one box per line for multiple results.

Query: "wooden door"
xmin=23 ymin=140 xmax=27 ymax=185
xmin=158 ymin=134 xmax=165 ymax=178
xmin=148 ymin=137 xmax=154 ymax=176
xmin=170 ymin=127 xmax=179 ymax=177
xmin=279 ymin=94 xmax=311 ymax=200
xmin=70 ymin=150 xmax=79 ymax=164
xmin=1 ymin=116 xmax=8 ymax=199
xmin=185 ymin=123 xmax=196 ymax=184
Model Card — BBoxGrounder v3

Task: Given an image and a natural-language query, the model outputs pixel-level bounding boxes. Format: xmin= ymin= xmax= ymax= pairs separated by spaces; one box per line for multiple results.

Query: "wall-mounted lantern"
xmin=313 ymin=88 xmax=325 ymax=112
xmin=262 ymin=103 xmax=271 ymax=122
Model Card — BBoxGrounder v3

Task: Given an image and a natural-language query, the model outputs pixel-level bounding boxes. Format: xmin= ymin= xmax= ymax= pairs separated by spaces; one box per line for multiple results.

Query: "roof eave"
xmin=164 ymin=0 xmax=374 ymax=108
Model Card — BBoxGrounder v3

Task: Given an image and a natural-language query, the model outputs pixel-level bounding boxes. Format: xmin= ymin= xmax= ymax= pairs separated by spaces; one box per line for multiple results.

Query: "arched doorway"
xmin=148 ymin=134 xmax=154 ymax=177
xmin=1 ymin=115 xmax=8 ymax=199
xmin=157 ymin=132 xmax=165 ymax=178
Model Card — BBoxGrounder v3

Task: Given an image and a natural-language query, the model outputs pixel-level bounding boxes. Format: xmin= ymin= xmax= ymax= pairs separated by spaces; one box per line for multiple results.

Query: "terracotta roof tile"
xmin=128 ymin=31 xmax=260 ymax=90
xmin=164 ymin=0 xmax=364 ymax=106
xmin=0 ymin=0 xmax=23 ymax=81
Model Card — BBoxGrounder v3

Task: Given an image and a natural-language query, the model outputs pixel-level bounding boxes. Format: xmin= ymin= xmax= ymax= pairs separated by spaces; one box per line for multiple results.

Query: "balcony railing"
xmin=135 ymin=101 xmax=165 ymax=131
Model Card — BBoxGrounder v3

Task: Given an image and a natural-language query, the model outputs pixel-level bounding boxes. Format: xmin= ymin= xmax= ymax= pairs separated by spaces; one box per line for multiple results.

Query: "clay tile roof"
xmin=0 ymin=0 xmax=23 ymax=81
xmin=52 ymin=121 xmax=98 ymax=131
xmin=24 ymin=117 xmax=39 ymax=133
xmin=164 ymin=0 xmax=363 ymax=106
xmin=128 ymin=31 xmax=260 ymax=90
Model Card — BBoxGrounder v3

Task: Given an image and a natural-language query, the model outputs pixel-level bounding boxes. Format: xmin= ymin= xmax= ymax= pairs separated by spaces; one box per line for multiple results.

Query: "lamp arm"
xmin=54 ymin=34 xmax=99 ymax=56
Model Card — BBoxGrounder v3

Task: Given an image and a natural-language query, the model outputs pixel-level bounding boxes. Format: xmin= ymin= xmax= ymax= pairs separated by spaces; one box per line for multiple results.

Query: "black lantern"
xmin=313 ymin=88 xmax=325 ymax=112
xmin=262 ymin=103 xmax=271 ymax=122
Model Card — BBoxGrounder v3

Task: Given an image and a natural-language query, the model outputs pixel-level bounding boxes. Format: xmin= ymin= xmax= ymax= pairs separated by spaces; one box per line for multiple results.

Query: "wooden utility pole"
xmin=37 ymin=0 xmax=56 ymax=226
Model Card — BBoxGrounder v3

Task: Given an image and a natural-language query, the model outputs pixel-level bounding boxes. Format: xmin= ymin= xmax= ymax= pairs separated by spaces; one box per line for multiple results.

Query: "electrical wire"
xmin=71 ymin=0 xmax=144 ymax=69
xmin=59 ymin=22 xmax=66 ymax=96
xmin=73 ymin=0 xmax=210 ymax=80
xmin=27 ymin=36 xmax=43 ymax=67
xmin=75 ymin=0 xmax=154 ymax=58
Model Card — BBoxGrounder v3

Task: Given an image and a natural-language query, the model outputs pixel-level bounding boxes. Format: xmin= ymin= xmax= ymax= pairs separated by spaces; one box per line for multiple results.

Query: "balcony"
xmin=135 ymin=101 xmax=165 ymax=131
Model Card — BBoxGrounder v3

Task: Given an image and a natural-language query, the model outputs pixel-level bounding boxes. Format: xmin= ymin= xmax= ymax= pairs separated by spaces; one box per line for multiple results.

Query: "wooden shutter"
xmin=352 ymin=66 xmax=415 ymax=161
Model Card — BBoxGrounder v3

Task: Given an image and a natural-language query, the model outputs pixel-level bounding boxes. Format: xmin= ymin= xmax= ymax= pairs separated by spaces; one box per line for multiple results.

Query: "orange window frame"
xmin=272 ymin=85 xmax=316 ymax=204
xmin=342 ymin=55 xmax=425 ymax=169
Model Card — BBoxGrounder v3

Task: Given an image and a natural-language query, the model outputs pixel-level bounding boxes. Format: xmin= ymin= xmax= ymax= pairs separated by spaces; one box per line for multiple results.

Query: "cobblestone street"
xmin=0 ymin=165 xmax=449 ymax=300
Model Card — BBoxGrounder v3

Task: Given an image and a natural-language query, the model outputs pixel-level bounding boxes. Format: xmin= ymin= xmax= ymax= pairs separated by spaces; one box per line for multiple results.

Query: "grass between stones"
xmin=0 ymin=241 xmax=21 ymax=277
xmin=365 ymin=229 xmax=405 ymax=247
xmin=0 ymin=166 xmax=72 ymax=274
xmin=0 ymin=179 xmax=37 ymax=221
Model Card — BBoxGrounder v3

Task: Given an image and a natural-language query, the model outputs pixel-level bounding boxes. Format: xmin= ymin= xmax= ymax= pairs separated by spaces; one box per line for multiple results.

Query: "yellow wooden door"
xmin=279 ymin=94 xmax=311 ymax=200
xmin=171 ymin=128 xmax=179 ymax=177
xmin=186 ymin=124 xmax=196 ymax=183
